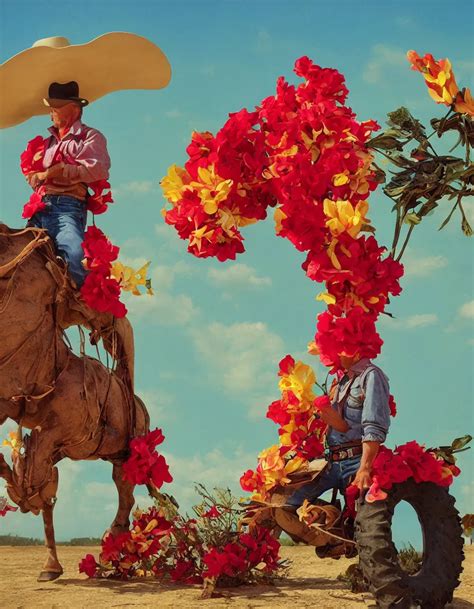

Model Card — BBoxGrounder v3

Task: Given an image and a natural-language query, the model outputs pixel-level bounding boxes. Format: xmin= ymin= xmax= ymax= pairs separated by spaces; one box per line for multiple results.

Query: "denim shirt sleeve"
xmin=360 ymin=368 xmax=390 ymax=443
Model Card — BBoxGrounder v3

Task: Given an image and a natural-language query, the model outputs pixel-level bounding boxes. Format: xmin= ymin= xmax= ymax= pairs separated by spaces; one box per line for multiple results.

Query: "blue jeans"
xmin=286 ymin=456 xmax=361 ymax=507
xmin=28 ymin=195 xmax=88 ymax=288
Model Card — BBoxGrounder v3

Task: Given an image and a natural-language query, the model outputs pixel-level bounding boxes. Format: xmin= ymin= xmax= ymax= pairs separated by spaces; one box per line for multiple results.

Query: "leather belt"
xmin=328 ymin=442 xmax=363 ymax=462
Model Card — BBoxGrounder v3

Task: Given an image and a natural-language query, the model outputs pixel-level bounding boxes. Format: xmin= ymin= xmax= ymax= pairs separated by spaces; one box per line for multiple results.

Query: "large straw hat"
xmin=0 ymin=32 xmax=172 ymax=129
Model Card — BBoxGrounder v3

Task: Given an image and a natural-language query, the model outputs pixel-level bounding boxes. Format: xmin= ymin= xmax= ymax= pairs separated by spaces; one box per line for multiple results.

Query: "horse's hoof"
xmin=37 ymin=570 xmax=63 ymax=582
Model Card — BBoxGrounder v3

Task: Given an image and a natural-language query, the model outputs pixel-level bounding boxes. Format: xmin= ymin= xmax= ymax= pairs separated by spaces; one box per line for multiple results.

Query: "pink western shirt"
xmin=42 ymin=120 xmax=111 ymax=200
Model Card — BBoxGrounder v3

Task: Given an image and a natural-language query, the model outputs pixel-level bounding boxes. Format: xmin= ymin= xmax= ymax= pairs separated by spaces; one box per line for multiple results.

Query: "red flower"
xmin=344 ymin=483 xmax=359 ymax=518
xmin=82 ymin=225 xmax=119 ymax=268
xmin=0 ymin=497 xmax=18 ymax=517
xmin=122 ymin=428 xmax=173 ymax=488
xmin=388 ymin=394 xmax=397 ymax=417
xmin=240 ymin=469 xmax=262 ymax=492
xmin=202 ymin=505 xmax=221 ymax=519
xmin=22 ymin=190 xmax=46 ymax=219
xmin=87 ymin=180 xmax=114 ymax=215
xmin=80 ymin=272 xmax=127 ymax=318
xmin=100 ymin=531 xmax=131 ymax=562
xmin=79 ymin=553 xmax=99 ymax=578
xmin=266 ymin=400 xmax=291 ymax=426
xmin=278 ymin=354 xmax=295 ymax=376
xmin=20 ymin=136 xmax=47 ymax=175
xmin=314 ymin=395 xmax=331 ymax=410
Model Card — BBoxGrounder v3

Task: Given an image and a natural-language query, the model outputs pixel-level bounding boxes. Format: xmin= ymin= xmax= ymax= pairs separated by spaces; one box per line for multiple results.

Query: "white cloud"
xmin=208 ymin=263 xmax=272 ymax=288
xmin=154 ymin=223 xmax=187 ymax=254
xmin=190 ymin=321 xmax=284 ymax=395
xmin=124 ymin=290 xmax=198 ymax=326
xmin=151 ymin=260 xmax=193 ymax=292
xmin=381 ymin=313 xmax=438 ymax=329
xmin=363 ymin=44 xmax=407 ymax=84
xmin=402 ymin=254 xmax=448 ymax=278
xmin=404 ymin=314 xmax=438 ymax=328
xmin=120 ymin=258 xmax=197 ymax=326
xmin=247 ymin=394 xmax=277 ymax=420
xmin=165 ymin=447 xmax=256 ymax=510
xmin=459 ymin=300 xmax=474 ymax=319
xmin=137 ymin=388 xmax=175 ymax=424
xmin=114 ymin=180 xmax=157 ymax=197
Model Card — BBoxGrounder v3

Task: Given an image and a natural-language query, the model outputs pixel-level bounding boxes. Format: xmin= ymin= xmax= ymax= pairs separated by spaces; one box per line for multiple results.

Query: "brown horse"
xmin=0 ymin=223 xmax=149 ymax=581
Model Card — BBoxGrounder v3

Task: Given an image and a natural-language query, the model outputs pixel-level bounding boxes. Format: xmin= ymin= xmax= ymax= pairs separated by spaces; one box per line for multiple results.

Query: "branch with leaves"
xmin=367 ymin=51 xmax=473 ymax=263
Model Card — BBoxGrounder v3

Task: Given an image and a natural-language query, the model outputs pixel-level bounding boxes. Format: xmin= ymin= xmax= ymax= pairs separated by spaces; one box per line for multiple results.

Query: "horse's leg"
xmin=37 ymin=501 xmax=63 ymax=581
xmin=0 ymin=452 xmax=13 ymax=484
xmin=106 ymin=462 xmax=135 ymax=537
xmin=5 ymin=426 xmax=64 ymax=580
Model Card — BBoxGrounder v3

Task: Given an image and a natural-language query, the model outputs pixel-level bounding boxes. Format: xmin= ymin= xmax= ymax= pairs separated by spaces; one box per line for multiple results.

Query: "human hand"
xmin=26 ymin=172 xmax=45 ymax=189
xmin=44 ymin=163 xmax=65 ymax=180
xmin=352 ymin=467 xmax=373 ymax=491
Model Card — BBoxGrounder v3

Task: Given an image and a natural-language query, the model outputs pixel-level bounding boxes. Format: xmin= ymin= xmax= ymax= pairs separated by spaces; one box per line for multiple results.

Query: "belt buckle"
xmin=347 ymin=447 xmax=354 ymax=458
xmin=339 ymin=449 xmax=347 ymax=460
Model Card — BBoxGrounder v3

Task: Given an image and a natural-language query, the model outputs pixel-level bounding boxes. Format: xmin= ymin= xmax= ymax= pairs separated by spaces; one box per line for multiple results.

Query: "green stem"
xmin=396 ymin=224 xmax=415 ymax=263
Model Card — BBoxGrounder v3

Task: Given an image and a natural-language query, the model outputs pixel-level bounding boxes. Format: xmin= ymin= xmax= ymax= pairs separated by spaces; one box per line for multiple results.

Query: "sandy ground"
xmin=1 ymin=545 xmax=473 ymax=609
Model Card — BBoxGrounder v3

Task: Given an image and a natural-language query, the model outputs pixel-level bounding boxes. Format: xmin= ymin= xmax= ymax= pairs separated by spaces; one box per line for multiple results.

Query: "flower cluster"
xmin=161 ymin=56 xmax=404 ymax=373
xmin=79 ymin=488 xmax=284 ymax=590
xmin=407 ymin=51 xmax=474 ymax=116
xmin=80 ymin=225 xmax=126 ymax=318
xmin=122 ymin=428 xmax=173 ymax=489
xmin=20 ymin=136 xmax=48 ymax=219
xmin=240 ymin=355 xmax=326 ymax=501
xmin=344 ymin=440 xmax=462 ymax=516
xmin=203 ymin=525 xmax=280 ymax=580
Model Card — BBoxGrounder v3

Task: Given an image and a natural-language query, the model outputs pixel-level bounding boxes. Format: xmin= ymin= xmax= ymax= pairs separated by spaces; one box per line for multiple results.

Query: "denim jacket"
xmin=326 ymin=358 xmax=390 ymax=447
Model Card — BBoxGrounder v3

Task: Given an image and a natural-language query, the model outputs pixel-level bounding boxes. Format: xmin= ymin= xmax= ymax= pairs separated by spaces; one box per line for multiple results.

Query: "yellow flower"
xmin=190 ymin=164 xmax=233 ymax=215
xmin=333 ymin=173 xmax=350 ymax=187
xmin=160 ymin=164 xmax=190 ymax=204
xmin=316 ymin=292 xmax=336 ymax=305
xmin=278 ymin=360 xmax=316 ymax=408
xmin=284 ymin=455 xmax=305 ymax=476
xmin=3 ymin=430 xmax=22 ymax=455
xmin=454 ymin=87 xmax=474 ymax=117
xmin=323 ymin=198 xmax=370 ymax=238
xmin=189 ymin=225 xmax=215 ymax=251
xmin=216 ymin=206 xmax=257 ymax=236
xmin=274 ymin=207 xmax=287 ymax=235
xmin=407 ymin=51 xmax=460 ymax=107
xmin=111 ymin=261 xmax=154 ymax=296
xmin=258 ymin=445 xmax=284 ymax=474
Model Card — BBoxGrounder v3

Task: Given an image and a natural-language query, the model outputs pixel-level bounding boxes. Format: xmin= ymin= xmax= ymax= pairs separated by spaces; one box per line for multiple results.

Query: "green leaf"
xmin=462 ymin=216 xmax=473 ymax=236
xmin=367 ymin=135 xmax=404 ymax=151
xmin=404 ymin=213 xmax=421 ymax=225
xmin=438 ymin=201 xmax=459 ymax=231
xmin=451 ymin=435 xmax=473 ymax=452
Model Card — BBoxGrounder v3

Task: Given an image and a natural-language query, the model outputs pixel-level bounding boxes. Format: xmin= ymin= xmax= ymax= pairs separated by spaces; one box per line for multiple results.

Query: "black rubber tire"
xmin=354 ymin=478 xmax=464 ymax=609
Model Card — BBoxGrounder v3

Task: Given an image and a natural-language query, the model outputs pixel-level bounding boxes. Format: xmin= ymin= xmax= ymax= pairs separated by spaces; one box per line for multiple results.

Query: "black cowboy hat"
xmin=43 ymin=81 xmax=89 ymax=108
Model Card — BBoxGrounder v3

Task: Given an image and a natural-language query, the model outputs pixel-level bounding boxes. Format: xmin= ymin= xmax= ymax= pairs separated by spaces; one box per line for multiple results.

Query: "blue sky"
xmin=0 ymin=0 xmax=473 ymax=547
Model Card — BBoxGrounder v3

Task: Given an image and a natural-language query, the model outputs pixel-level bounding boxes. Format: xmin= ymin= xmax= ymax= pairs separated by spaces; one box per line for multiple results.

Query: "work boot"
xmin=273 ymin=506 xmax=334 ymax=546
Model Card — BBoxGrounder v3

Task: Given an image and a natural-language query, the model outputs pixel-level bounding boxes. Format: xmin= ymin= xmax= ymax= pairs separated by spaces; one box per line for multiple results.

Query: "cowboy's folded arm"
xmin=61 ymin=130 xmax=111 ymax=184
xmin=360 ymin=369 xmax=390 ymax=443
